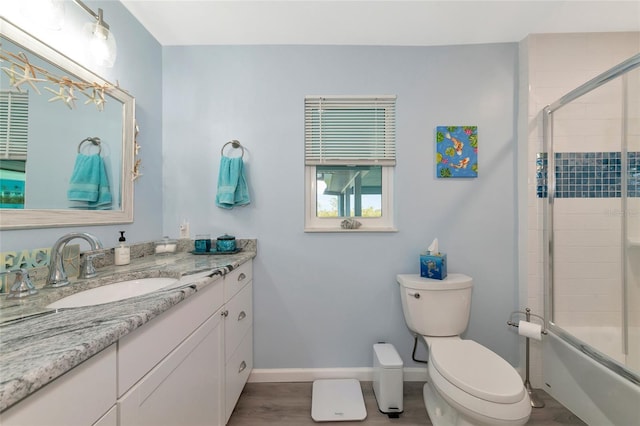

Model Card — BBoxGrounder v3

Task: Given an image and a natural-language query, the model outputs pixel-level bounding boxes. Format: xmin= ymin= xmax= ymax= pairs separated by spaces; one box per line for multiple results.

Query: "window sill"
xmin=304 ymin=227 xmax=398 ymax=233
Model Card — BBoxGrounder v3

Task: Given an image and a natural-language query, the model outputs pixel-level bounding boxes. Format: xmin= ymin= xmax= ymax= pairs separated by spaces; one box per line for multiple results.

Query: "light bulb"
xmin=83 ymin=21 xmax=117 ymax=68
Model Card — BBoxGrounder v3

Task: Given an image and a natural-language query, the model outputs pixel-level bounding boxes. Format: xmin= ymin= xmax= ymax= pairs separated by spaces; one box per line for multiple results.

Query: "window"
xmin=0 ymin=91 xmax=28 ymax=160
xmin=0 ymin=91 xmax=28 ymax=209
xmin=304 ymin=95 xmax=396 ymax=232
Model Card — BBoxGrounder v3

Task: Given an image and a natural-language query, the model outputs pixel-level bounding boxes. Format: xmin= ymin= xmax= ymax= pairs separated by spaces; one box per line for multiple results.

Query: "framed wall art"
xmin=435 ymin=126 xmax=478 ymax=178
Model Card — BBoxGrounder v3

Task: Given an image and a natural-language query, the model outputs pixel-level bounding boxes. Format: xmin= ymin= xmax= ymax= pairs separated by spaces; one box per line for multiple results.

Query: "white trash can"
xmin=372 ymin=343 xmax=403 ymax=417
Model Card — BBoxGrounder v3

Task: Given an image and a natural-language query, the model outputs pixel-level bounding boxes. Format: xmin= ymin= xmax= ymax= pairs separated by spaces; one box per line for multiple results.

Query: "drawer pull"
xmin=238 ymin=361 xmax=247 ymax=373
xmin=238 ymin=311 xmax=247 ymax=321
xmin=222 ymin=310 xmax=229 ymax=317
xmin=237 ymin=272 xmax=246 ymax=282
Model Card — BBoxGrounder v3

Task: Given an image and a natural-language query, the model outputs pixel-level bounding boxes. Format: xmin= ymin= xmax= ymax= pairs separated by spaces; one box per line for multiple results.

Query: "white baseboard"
xmin=248 ymin=367 xmax=428 ymax=383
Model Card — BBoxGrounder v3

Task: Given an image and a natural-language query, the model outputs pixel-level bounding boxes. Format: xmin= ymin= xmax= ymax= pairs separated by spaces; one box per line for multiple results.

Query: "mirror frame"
xmin=0 ymin=18 xmax=135 ymax=229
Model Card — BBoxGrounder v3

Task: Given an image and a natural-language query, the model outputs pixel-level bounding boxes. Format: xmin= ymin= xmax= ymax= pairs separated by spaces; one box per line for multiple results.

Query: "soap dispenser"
xmin=114 ymin=231 xmax=130 ymax=266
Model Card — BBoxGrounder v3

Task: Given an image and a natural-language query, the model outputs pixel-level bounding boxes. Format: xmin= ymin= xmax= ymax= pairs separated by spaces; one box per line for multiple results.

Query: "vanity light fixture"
xmin=73 ymin=0 xmax=117 ymax=67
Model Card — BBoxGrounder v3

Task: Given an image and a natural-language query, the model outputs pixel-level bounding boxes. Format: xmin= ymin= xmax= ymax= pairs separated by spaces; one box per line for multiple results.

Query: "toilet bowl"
xmin=424 ymin=337 xmax=531 ymax=426
xmin=397 ymin=273 xmax=531 ymax=426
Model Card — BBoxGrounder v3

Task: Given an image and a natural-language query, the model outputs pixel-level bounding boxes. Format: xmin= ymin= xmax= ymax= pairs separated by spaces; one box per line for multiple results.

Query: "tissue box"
xmin=420 ymin=252 xmax=447 ymax=280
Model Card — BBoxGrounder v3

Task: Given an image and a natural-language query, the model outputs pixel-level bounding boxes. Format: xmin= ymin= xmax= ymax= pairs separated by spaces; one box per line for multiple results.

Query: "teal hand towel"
xmin=216 ymin=155 xmax=250 ymax=209
xmin=67 ymin=154 xmax=112 ymax=210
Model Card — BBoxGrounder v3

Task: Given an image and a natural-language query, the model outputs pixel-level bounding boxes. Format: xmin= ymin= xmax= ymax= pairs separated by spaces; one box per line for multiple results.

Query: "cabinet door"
xmin=119 ymin=311 xmax=224 ymax=426
xmin=0 ymin=344 xmax=116 ymax=426
xmin=118 ymin=275 xmax=223 ymax=396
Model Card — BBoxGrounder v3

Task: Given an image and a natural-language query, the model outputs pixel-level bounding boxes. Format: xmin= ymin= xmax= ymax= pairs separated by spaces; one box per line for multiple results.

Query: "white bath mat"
xmin=311 ymin=379 xmax=367 ymax=422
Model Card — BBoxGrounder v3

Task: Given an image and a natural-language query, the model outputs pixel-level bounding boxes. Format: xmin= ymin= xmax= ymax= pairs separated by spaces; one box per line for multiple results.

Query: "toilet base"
xmin=423 ymin=379 xmax=530 ymax=426
xmin=423 ymin=382 xmax=474 ymax=426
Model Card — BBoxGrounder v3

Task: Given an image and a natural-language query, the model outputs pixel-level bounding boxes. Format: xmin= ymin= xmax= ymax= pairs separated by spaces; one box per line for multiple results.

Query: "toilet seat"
xmin=430 ymin=339 xmax=525 ymax=403
xmin=427 ymin=359 xmax=531 ymax=425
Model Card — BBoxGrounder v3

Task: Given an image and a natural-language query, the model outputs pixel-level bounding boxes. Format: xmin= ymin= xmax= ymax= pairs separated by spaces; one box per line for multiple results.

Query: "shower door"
xmin=543 ymin=54 xmax=640 ymax=381
xmin=625 ymin=65 xmax=639 ymax=372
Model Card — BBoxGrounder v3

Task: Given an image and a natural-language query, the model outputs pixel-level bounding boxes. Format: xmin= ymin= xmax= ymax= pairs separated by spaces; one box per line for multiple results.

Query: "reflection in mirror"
xmin=0 ymin=18 xmax=135 ymax=229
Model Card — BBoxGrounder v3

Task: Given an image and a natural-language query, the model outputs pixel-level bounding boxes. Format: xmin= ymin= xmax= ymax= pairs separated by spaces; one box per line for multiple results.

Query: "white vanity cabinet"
xmin=0 ymin=259 xmax=254 ymax=426
xmin=116 ymin=273 xmax=225 ymax=396
xmin=118 ymin=311 xmax=224 ymax=426
xmin=0 ymin=344 xmax=117 ymax=426
xmin=222 ymin=262 xmax=253 ymax=423
xmin=94 ymin=406 xmax=118 ymax=426
xmin=118 ymin=259 xmax=253 ymax=426
xmin=117 ymin=273 xmax=225 ymax=426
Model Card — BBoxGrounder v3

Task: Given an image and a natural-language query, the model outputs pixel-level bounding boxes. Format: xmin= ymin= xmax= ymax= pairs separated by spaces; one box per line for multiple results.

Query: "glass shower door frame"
xmin=542 ymin=53 xmax=640 ymax=386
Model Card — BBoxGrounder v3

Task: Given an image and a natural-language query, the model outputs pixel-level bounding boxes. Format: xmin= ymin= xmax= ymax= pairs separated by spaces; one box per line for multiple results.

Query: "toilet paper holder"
xmin=506 ymin=307 xmax=547 ymax=409
xmin=506 ymin=308 xmax=548 ymax=335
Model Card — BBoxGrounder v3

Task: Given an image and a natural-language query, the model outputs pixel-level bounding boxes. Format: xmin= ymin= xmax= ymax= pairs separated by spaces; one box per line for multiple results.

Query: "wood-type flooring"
xmin=228 ymin=382 xmax=586 ymax=425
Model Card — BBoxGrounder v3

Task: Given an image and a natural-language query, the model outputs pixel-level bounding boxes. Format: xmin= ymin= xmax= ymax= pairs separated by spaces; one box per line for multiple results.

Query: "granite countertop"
xmin=0 ymin=241 xmax=256 ymax=412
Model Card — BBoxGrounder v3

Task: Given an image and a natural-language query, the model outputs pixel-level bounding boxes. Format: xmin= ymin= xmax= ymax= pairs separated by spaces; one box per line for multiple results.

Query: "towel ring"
xmin=78 ymin=137 xmax=102 ymax=155
xmin=221 ymin=139 xmax=244 ymax=158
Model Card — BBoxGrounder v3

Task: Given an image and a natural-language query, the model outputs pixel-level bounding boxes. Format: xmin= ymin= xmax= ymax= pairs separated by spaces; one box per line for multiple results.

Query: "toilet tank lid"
xmin=396 ymin=273 xmax=472 ymax=290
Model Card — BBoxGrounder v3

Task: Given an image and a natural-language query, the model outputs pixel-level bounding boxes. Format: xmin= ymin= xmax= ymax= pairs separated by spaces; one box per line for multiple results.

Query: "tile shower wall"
xmin=536 ymin=152 xmax=640 ymax=198
xmin=519 ymin=32 xmax=640 ymax=387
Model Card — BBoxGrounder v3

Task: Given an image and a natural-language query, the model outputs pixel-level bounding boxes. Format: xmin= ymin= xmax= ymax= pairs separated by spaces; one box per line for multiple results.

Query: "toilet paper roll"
xmin=518 ymin=320 xmax=542 ymax=341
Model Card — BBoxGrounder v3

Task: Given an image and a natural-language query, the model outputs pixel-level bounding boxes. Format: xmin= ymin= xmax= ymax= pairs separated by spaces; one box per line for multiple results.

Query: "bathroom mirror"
xmin=0 ymin=18 xmax=135 ymax=229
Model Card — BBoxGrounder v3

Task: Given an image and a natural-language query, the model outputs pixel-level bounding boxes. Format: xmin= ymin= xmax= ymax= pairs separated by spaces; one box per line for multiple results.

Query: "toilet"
xmin=397 ymin=273 xmax=531 ymax=426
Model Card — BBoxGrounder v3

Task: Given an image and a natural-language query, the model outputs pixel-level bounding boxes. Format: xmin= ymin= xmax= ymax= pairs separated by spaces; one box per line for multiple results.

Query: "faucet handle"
xmin=80 ymin=253 xmax=104 ymax=279
xmin=6 ymin=268 xmax=38 ymax=299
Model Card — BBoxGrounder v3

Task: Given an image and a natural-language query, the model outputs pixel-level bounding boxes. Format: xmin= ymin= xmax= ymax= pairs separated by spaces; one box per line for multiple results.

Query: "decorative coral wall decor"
xmin=435 ymin=126 xmax=478 ymax=178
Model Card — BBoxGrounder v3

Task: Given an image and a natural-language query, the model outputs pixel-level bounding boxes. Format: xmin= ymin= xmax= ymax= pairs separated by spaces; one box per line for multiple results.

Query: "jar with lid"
xmin=216 ymin=234 xmax=236 ymax=252
xmin=155 ymin=236 xmax=178 ymax=254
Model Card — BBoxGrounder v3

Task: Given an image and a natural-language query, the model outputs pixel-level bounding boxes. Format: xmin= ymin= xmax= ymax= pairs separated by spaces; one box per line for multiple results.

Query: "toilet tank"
xmin=397 ymin=273 xmax=473 ymax=336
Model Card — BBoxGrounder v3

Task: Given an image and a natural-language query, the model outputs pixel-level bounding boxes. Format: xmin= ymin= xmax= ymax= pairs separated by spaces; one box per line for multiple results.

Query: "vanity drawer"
xmin=225 ymin=326 xmax=253 ymax=423
xmin=117 ymin=275 xmax=223 ymax=396
xmin=224 ymin=282 xmax=253 ymax=361
xmin=224 ymin=260 xmax=252 ymax=301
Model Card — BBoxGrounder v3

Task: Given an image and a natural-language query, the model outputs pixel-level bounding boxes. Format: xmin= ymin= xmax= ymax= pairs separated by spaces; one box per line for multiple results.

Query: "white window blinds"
xmin=0 ymin=91 xmax=29 ymax=160
xmin=305 ymin=95 xmax=396 ymax=166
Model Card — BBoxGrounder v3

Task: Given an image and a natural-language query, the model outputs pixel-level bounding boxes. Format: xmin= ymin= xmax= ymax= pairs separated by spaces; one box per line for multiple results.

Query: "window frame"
xmin=304 ymin=95 xmax=397 ymax=233
xmin=305 ymin=165 xmax=395 ymax=232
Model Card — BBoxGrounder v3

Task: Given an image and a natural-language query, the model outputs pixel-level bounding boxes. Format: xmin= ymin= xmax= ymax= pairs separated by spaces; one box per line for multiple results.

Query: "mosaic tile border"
xmin=537 ymin=152 xmax=640 ymax=198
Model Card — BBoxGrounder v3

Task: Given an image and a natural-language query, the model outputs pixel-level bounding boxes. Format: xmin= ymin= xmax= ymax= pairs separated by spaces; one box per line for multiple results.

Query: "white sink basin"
xmin=46 ymin=277 xmax=179 ymax=309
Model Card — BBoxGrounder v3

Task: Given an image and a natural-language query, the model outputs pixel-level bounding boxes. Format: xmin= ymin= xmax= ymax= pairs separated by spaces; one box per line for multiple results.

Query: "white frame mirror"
xmin=0 ymin=18 xmax=135 ymax=229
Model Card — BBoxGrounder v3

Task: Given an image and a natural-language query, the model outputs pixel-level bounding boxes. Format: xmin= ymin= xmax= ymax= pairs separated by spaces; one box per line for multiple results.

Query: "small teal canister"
xmin=216 ymin=234 xmax=236 ymax=252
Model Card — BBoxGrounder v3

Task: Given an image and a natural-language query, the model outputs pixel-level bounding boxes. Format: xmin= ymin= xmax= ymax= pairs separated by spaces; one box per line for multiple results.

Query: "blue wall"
xmin=1 ymin=0 xmax=521 ymax=369
xmin=0 ymin=1 xmax=163 ymax=251
xmin=162 ymin=44 xmax=521 ymax=368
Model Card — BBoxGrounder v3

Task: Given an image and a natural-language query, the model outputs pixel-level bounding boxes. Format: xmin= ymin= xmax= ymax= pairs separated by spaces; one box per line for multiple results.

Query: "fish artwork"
xmin=435 ymin=126 xmax=478 ymax=178
xmin=445 ymin=132 xmax=464 ymax=155
xmin=426 ymin=260 xmax=437 ymax=277
xmin=451 ymin=157 xmax=470 ymax=169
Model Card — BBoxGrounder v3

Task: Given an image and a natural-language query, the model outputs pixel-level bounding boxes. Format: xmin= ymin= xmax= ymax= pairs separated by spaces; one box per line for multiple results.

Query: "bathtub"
xmin=543 ymin=328 xmax=640 ymax=425
xmin=561 ymin=325 xmax=639 ymax=369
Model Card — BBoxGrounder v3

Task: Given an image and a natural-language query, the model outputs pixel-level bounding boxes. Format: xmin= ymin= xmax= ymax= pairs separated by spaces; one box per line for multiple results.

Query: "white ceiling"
xmin=120 ymin=0 xmax=640 ymax=47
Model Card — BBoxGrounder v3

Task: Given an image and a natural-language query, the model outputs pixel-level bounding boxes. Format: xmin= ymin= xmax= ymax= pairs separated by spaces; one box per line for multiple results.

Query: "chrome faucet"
xmin=47 ymin=232 xmax=103 ymax=287
xmin=2 ymin=268 xmax=38 ymax=298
